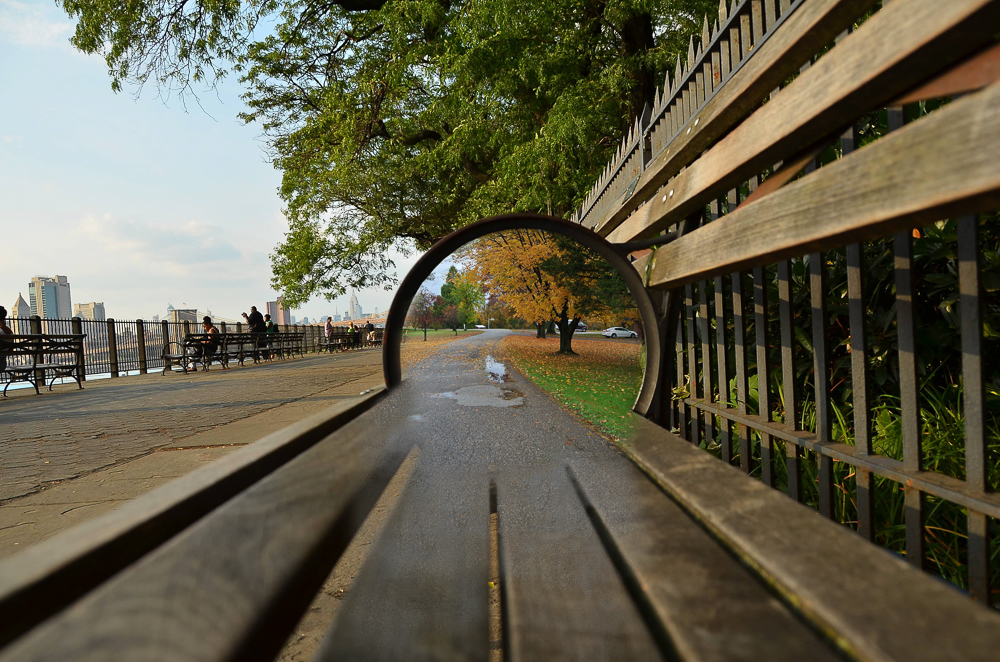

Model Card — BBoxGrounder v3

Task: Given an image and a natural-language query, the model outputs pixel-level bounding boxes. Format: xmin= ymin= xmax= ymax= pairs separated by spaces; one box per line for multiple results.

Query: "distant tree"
xmin=408 ymin=287 xmax=437 ymax=341
xmin=461 ymin=230 xmax=582 ymax=352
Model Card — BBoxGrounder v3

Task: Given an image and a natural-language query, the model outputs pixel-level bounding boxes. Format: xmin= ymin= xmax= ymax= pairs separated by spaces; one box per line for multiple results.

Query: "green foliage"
xmin=539 ymin=235 xmax=635 ymax=324
xmin=59 ymin=0 xmax=717 ymax=303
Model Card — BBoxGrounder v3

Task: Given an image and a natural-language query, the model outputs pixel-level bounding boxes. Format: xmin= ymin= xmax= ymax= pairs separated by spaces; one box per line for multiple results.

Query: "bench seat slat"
xmin=317 ymin=451 xmax=490 ymax=661
xmin=498 ymin=465 xmax=661 ymax=661
xmin=0 ymin=402 xmax=405 ymax=662
xmin=621 ymin=415 xmax=1000 ymax=662
xmin=0 ymin=388 xmax=386 ymax=650
xmin=570 ymin=464 xmax=839 ymax=662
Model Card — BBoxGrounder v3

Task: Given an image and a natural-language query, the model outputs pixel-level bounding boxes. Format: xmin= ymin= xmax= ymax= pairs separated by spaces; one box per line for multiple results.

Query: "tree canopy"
xmin=59 ymin=0 xmax=716 ymax=305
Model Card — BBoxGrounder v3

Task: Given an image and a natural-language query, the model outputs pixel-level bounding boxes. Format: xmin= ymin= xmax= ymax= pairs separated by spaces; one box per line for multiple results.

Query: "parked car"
xmin=575 ymin=322 xmax=588 ymax=332
xmin=602 ymin=326 xmax=637 ymax=339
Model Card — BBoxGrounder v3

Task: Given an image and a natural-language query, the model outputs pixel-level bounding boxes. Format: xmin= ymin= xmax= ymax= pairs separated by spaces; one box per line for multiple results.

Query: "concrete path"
xmin=0 ymin=350 xmax=385 ymax=559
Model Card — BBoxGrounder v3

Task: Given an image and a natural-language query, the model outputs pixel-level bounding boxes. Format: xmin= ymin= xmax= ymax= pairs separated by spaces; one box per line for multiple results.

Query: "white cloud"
xmin=75 ymin=214 xmax=245 ymax=272
xmin=0 ymin=0 xmax=74 ymax=48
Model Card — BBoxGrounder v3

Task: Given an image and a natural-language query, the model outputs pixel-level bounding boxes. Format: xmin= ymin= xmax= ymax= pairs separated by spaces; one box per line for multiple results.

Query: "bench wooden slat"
xmin=568 ymin=464 xmax=840 ymax=662
xmin=643 ymin=79 xmax=1000 ymax=290
xmin=643 ymin=80 xmax=1000 ymax=288
xmin=605 ymin=0 xmax=1000 ymax=244
xmin=317 ymin=451 xmax=490 ymax=661
xmin=0 ymin=401 xmax=406 ymax=662
xmin=620 ymin=415 xmax=1000 ymax=661
xmin=589 ymin=0 xmax=875 ymax=236
xmin=0 ymin=388 xmax=386 ymax=650
xmin=498 ymin=465 xmax=661 ymax=661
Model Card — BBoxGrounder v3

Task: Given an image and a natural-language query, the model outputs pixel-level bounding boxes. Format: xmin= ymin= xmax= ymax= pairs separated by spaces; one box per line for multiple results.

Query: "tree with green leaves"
xmin=58 ymin=0 xmax=716 ymax=306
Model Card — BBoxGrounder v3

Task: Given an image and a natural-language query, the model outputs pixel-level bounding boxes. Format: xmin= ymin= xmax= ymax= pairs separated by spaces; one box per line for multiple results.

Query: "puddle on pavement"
xmin=485 ymin=355 xmax=507 ymax=383
xmin=427 ymin=385 xmax=524 ymax=408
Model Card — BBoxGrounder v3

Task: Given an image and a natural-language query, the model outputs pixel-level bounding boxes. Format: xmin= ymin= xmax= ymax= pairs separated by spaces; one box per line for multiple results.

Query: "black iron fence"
xmin=2 ymin=317 xmax=357 ymax=383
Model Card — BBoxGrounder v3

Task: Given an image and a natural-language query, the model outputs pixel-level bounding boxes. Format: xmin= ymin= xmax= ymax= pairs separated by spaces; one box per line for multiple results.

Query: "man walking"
xmin=325 ymin=317 xmax=334 ymax=352
xmin=247 ymin=305 xmax=266 ymax=362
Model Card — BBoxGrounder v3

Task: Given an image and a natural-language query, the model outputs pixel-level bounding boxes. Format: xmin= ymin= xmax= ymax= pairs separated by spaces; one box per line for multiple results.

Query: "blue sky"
xmin=0 ymin=0 xmax=436 ymax=322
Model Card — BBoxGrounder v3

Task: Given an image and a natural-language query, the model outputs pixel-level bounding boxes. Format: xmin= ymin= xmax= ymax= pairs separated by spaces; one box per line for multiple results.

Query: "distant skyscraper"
xmin=266 ymin=297 xmax=291 ymax=325
xmin=74 ymin=302 xmax=106 ymax=321
xmin=11 ymin=294 xmax=30 ymax=332
xmin=349 ymin=292 xmax=361 ymax=320
xmin=28 ymin=275 xmax=72 ymax=318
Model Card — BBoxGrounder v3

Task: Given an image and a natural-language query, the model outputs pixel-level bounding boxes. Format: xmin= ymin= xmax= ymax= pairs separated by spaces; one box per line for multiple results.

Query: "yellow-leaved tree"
xmin=459 ymin=230 xmax=632 ymax=353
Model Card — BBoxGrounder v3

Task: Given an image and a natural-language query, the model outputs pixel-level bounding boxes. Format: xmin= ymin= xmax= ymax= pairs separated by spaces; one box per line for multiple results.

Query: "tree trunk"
xmin=535 ymin=323 xmax=547 ymax=339
xmin=423 ymin=327 xmax=428 ymax=341
xmin=556 ymin=306 xmax=580 ymax=354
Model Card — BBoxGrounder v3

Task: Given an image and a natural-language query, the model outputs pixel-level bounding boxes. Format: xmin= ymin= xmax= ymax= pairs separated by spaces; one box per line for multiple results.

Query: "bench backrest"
xmin=570 ymin=0 xmax=1000 ymax=610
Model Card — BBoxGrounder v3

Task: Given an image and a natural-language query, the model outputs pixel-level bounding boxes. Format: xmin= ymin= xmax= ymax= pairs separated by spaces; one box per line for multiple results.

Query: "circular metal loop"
xmin=382 ymin=213 xmax=662 ymax=417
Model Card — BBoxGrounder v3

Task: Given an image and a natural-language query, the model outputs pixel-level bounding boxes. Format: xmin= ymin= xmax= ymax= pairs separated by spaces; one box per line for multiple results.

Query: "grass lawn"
xmin=501 ymin=334 xmax=643 ymax=440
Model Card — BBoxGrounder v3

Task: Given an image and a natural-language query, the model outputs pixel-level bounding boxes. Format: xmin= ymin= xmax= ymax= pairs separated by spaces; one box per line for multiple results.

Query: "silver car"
xmin=602 ymin=326 xmax=637 ymax=339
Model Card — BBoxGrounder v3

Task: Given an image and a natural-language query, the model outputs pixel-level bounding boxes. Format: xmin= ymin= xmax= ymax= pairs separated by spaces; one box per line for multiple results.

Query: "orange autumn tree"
xmin=458 ymin=230 xmax=590 ymax=353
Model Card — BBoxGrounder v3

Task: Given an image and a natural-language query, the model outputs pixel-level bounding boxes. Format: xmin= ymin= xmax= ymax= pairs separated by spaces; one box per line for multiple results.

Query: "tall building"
xmin=266 ymin=297 xmax=291 ymax=325
xmin=28 ymin=275 xmax=72 ymax=318
xmin=11 ymin=294 xmax=30 ymax=333
xmin=74 ymin=302 xmax=106 ymax=321
xmin=349 ymin=292 xmax=362 ymax=320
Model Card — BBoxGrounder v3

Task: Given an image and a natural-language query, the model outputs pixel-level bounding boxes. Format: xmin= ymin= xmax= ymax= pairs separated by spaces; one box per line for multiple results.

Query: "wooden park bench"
xmin=0 ymin=334 xmax=86 ymax=396
xmin=3 ymin=0 xmax=1000 ymax=659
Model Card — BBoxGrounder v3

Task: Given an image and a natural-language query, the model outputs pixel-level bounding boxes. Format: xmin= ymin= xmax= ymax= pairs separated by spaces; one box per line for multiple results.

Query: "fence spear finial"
xmin=719 ymin=0 xmax=728 ymax=23
xmin=702 ymin=15 xmax=711 ymax=46
xmin=687 ymin=35 xmax=695 ymax=70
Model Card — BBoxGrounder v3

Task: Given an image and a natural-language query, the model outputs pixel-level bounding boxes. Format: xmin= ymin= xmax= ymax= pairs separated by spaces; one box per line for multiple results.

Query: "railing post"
xmin=72 ymin=317 xmax=86 ymax=382
xmin=219 ymin=321 xmax=227 ymax=334
xmin=136 ymin=319 xmax=148 ymax=374
xmin=236 ymin=322 xmax=243 ymax=333
xmin=30 ymin=315 xmax=43 ymax=386
xmin=107 ymin=319 xmax=119 ymax=378
xmin=183 ymin=321 xmax=191 ymax=336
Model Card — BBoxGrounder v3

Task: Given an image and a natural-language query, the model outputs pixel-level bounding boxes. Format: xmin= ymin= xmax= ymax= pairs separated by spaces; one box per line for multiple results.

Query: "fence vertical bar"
xmin=107 ymin=319 xmax=119 ymax=378
xmin=959 ymin=214 xmax=990 ymax=602
xmin=810 ymin=253 xmax=834 ymax=518
xmin=136 ymin=319 xmax=148 ymax=374
xmin=71 ymin=317 xmax=86 ymax=383
xmin=753 ymin=265 xmax=773 ymax=486
xmin=676 ymin=323 xmax=687 ymax=437
xmin=777 ymin=260 xmax=800 ymax=500
xmin=699 ymin=279 xmax=715 ymax=450
xmin=686 ymin=283 xmax=701 ymax=445
xmin=895 ymin=226 xmax=924 ymax=568
xmin=733 ymin=270 xmax=750 ymax=473
xmin=712 ymin=200 xmax=732 ymax=464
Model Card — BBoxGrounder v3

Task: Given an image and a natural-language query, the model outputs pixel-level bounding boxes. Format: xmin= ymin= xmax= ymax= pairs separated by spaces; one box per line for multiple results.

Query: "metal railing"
xmin=2 ymin=317 xmax=362 ymax=383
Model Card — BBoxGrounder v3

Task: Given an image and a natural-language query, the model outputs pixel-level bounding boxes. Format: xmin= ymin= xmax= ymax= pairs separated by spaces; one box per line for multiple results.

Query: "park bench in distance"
xmin=2 ymin=0 xmax=1000 ymax=660
xmin=161 ymin=331 xmax=306 ymax=374
xmin=0 ymin=334 xmax=86 ymax=396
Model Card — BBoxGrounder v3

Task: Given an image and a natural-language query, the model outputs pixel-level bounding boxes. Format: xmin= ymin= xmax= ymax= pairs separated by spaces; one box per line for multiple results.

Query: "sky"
xmin=0 ymin=0 xmax=441 ymax=323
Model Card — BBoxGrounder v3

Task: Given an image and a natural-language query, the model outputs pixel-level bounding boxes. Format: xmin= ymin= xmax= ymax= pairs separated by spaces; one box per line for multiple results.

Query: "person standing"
xmin=247 ymin=306 xmax=266 ymax=362
xmin=324 ymin=317 xmax=334 ymax=352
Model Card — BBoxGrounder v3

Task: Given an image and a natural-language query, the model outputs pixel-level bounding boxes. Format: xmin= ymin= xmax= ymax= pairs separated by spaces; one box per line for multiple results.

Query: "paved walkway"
xmin=0 ymin=350 xmax=385 ymax=558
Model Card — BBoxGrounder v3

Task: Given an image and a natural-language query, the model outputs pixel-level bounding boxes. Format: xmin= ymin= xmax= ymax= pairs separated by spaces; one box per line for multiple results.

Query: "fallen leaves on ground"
xmin=400 ymin=330 xmax=483 ymax=373
xmin=501 ymin=335 xmax=643 ymax=440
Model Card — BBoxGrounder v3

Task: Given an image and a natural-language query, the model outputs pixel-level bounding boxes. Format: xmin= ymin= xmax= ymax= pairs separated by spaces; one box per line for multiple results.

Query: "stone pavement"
xmin=0 ymin=350 xmax=386 ymax=559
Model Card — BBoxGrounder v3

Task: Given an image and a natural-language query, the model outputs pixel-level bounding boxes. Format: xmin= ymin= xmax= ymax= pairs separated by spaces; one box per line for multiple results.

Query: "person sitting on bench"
xmin=192 ymin=316 xmax=220 ymax=365
xmin=0 ymin=306 xmax=12 ymax=374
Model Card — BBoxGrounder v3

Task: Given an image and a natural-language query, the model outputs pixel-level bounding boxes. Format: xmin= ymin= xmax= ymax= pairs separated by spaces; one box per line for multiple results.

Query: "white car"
xmin=602 ymin=326 xmax=637 ymax=339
